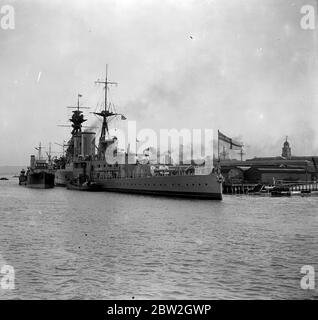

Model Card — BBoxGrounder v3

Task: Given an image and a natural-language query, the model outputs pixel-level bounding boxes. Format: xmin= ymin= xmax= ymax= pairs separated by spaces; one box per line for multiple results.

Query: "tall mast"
xmin=77 ymin=93 xmax=81 ymax=111
xmin=94 ymin=64 xmax=118 ymax=140
xmin=105 ymin=64 xmax=108 ymax=113
xmin=48 ymin=142 xmax=51 ymax=161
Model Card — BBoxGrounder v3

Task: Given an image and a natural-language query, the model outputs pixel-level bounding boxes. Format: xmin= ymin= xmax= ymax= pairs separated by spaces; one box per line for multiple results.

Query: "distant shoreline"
xmin=0 ymin=166 xmax=25 ymax=175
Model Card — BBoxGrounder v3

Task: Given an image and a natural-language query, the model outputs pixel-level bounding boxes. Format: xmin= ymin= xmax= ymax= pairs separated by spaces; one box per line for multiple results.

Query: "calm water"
xmin=0 ymin=177 xmax=317 ymax=300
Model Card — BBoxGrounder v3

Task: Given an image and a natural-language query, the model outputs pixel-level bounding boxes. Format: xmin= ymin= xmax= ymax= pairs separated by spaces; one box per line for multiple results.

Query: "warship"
xmin=54 ymin=66 xmax=223 ymax=200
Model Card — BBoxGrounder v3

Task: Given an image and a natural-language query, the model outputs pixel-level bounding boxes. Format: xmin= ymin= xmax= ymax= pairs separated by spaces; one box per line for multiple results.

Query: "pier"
xmin=223 ymin=183 xmax=257 ymax=194
xmin=223 ymin=181 xmax=318 ymax=196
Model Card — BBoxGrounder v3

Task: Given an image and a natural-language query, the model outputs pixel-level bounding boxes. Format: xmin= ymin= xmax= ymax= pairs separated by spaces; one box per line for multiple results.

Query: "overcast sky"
xmin=0 ymin=0 xmax=317 ymax=165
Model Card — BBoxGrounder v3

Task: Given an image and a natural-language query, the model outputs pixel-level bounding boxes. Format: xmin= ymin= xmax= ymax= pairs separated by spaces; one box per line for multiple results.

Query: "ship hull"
xmin=55 ymin=169 xmax=73 ymax=186
xmin=95 ymin=174 xmax=222 ymax=200
xmin=98 ymin=188 xmax=221 ymax=199
xmin=27 ymin=172 xmax=55 ymax=189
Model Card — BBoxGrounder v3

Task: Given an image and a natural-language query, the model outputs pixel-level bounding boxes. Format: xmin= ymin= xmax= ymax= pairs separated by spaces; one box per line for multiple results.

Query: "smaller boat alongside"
xmin=67 ymin=178 xmax=102 ymax=191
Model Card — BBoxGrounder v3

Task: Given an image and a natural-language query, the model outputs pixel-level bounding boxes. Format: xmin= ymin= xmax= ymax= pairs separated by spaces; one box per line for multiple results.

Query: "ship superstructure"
xmin=54 ymin=94 xmax=90 ymax=186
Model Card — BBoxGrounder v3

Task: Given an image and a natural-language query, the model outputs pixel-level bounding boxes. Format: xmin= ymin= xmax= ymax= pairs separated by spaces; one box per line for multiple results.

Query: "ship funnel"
xmin=73 ymin=132 xmax=96 ymax=159
xmin=81 ymin=132 xmax=96 ymax=158
xmin=30 ymin=155 xmax=36 ymax=169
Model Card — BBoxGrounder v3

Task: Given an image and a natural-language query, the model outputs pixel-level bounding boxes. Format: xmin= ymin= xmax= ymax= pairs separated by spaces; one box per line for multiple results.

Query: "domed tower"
xmin=282 ymin=136 xmax=291 ymax=159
